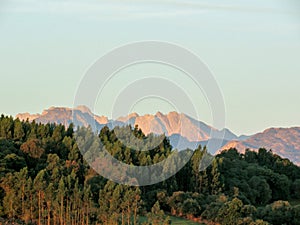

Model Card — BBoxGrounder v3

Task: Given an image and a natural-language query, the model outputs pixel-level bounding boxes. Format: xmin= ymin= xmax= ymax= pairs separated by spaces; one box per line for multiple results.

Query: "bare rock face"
xmin=117 ymin=112 xmax=139 ymax=123
xmin=94 ymin=115 xmax=109 ymax=125
xmin=116 ymin=111 xmax=236 ymax=142
xmin=16 ymin=107 xmax=237 ymax=143
xmin=16 ymin=112 xmax=40 ymax=121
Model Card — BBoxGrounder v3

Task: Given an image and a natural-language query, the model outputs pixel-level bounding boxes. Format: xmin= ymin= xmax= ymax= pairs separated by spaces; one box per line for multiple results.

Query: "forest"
xmin=0 ymin=114 xmax=300 ymax=225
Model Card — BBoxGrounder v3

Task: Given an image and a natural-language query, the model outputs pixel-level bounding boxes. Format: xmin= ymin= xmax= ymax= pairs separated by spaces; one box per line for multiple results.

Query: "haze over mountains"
xmin=16 ymin=106 xmax=300 ymax=165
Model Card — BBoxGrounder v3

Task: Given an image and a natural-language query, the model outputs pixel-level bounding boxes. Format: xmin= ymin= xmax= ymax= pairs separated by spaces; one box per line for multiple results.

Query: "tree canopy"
xmin=0 ymin=115 xmax=299 ymax=224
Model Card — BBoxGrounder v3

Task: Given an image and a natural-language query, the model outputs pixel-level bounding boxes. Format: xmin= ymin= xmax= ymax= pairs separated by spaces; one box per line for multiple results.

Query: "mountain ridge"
xmin=16 ymin=106 xmax=238 ymax=142
xmin=16 ymin=106 xmax=300 ymax=164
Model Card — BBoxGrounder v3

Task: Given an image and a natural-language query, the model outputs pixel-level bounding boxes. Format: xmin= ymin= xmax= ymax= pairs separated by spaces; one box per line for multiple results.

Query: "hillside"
xmin=222 ymin=127 xmax=300 ymax=165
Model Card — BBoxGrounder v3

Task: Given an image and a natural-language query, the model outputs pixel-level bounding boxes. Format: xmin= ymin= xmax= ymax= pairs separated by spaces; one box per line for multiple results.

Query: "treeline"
xmin=0 ymin=115 xmax=300 ymax=225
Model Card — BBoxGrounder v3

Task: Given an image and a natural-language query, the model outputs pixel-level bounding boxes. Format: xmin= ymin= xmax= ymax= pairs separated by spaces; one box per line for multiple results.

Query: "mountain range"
xmin=16 ymin=106 xmax=300 ymax=165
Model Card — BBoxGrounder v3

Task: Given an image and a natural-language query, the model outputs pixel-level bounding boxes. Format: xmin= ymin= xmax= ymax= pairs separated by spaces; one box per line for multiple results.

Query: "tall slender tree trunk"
xmin=60 ymin=195 xmax=64 ymax=225
xmin=47 ymin=202 xmax=51 ymax=225
xmin=42 ymin=200 xmax=45 ymax=225
xmin=66 ymin=199 xmax=69 ymax=225
xmin=30 ymin=194 xmax=33 ymax=224
xmin=81 ymin=210 xmax=84 ymax=225
xmin=127 ymin=206 xmax=131 ymax=225
xmin=38 ymin=191 xmax=41 ymax=225
xmin=21 ymin=185 xmax=25 ymax=219
xmin=133 ymin=202 xmax=138 ymax=225
xmin=53 ymin=212 xmax=57 ymax=225
xmin=121 ymin=211 xmax=124 ymax=225
xmin=86 ymin=205 xmax=89 ymax=225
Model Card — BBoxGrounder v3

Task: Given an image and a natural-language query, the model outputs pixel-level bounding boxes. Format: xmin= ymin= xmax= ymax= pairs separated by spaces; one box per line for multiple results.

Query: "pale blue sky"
xmin=0 ymin=0 xmax=300 ymax=135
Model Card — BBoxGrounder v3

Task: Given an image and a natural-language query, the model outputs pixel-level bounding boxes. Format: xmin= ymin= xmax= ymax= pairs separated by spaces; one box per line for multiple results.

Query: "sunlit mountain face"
xmin=16 ymin=106 xmax=300 ymax=165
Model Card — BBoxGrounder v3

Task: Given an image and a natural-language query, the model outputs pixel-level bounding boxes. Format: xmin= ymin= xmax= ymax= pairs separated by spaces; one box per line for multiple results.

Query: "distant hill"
xmin=221 ymin=127 xmax=300 ymax=165
xmin=16 ymin=106 xmax=300 ymax=164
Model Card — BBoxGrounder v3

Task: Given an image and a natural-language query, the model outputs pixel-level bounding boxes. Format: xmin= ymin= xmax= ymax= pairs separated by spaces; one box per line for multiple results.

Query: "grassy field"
xmin=168 ymin=216 xmax=204 ymax=225
xmin=139 ymin=216 xmax=204 ymax=224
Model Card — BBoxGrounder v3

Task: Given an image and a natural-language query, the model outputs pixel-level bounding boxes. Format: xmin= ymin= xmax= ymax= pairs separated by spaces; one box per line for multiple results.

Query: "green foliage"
xmin=248 ymin=176 xmax=271 ymax=205
xmin=257 ymin=201 xmax=294 ymax=225
xmin=147 ymin=201 xmax=166 ymax=225
xmin=292 ymin=179 xmax=300 ymax=199
xmin=0 ymin=116 xmax=299 ymax=225
xmin=217 ymin=197 xmax=244 ymax=225
xmin=217 ymin=148 xmax=298 ymax=205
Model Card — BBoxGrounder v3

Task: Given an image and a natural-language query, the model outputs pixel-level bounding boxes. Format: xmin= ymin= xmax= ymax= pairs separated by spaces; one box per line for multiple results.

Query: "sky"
xmin=0 ymin=0 xmax=300 ymax=135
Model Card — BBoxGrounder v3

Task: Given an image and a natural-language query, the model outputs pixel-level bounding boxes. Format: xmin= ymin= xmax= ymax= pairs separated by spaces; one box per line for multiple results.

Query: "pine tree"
xmin=57 ymin=176 xmax=66 ymax=225
xmin=210 ymin=159 xmax=223 ymax=195
xmin=33 ymin=170 xmax=46 ymax=225
xmin=148 ymin=201 xmax=165 ymax=225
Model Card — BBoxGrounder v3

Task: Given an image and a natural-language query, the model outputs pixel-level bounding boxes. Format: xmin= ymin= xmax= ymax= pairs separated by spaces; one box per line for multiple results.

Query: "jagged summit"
xmin=74 ymin=105 xmax=93 ymax=114
xmin=15 ymin=107 xmax=235 ymax=142
xmin=15 ymin=106 xmax=300 ymax=165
